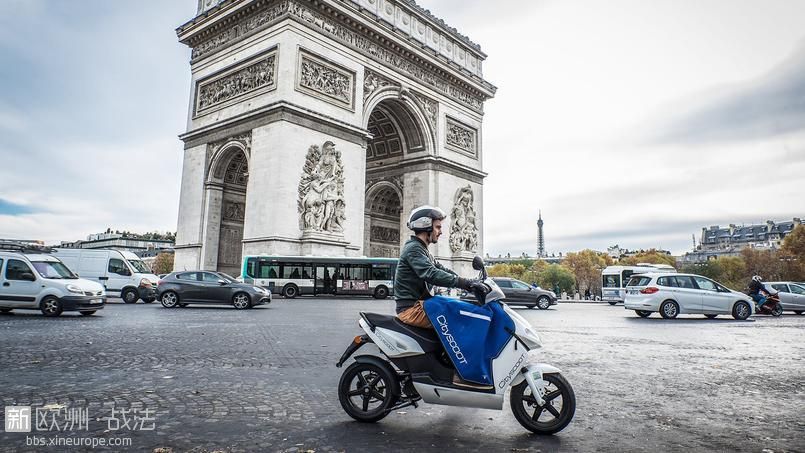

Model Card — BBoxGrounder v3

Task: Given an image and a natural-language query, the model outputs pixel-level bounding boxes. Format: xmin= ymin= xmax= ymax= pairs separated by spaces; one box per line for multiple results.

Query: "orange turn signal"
xmin=354 ymin=335 xmax=363 ymax=344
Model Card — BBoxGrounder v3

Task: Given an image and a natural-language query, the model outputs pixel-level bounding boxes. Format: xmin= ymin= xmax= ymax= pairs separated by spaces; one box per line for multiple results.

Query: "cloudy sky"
xmin=1 ymin=0 xmax=804 ymax=256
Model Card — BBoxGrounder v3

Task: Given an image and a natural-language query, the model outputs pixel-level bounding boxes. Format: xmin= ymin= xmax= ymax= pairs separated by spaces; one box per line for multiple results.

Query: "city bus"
xmin=601 ymin=263 xmax=676 ymax=305
xmin=241 ymin=255 xmax=397 ymax=299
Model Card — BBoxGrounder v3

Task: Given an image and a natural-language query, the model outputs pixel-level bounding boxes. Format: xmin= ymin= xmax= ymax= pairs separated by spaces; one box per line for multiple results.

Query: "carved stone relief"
xmin=413 ymin=92 xmax=438 ymax=132
xmin=445 ymin=117 xmax=477 ymax=157
xmin=209 ymin=132 xmax=252 ymax=181
xmin=297 ymin=51 xmax=354 ymax=109
xmin=449 ymin=185 xmax=478 ymax=253
xmin=187 ymin=1 xmax=487 ymax=112
xmin=192 ymin=2 xmax=290 ymax=60
xmin=363 ymin=69 xmax=397 ymax=102
xmin=196 ymin=51 xmax=277 ymax=115
xmin=223 ymin=201 xmax=245 ymax=222
xmin=298 ymin=141 xmax=346 ymax=233
xmin=370 ymin=226 xmax=400 ymax=244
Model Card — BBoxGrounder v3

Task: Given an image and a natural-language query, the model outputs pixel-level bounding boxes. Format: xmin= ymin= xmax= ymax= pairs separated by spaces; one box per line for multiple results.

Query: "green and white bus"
xmin=241 ymin=255 xmax=397 ymax=299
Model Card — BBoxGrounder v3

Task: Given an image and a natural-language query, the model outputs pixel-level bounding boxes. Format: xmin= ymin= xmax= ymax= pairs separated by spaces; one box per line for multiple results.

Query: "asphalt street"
xmin=0 ymin=298 xmax=803 ymax=452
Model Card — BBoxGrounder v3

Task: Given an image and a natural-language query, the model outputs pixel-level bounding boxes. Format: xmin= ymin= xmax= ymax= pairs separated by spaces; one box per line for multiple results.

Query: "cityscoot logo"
xmin=436 ymin=315 xmax=468 ymax=364
xmin=5 ymin=404 xmax=153 ymax=448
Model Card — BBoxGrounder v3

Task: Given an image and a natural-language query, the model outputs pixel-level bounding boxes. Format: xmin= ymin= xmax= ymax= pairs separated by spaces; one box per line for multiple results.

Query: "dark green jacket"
xmin=394 ymin=236 xmax=459 ymax=313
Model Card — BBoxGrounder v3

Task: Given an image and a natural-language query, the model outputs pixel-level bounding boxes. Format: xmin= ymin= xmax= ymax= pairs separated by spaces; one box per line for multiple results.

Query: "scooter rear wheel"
xmin=338 ymin=361 xmax=398 ymax=423
xmin=771 ymin=304 xmax=783 ymax=317
xmin=511 ymin=373 xmax=575 ymax=435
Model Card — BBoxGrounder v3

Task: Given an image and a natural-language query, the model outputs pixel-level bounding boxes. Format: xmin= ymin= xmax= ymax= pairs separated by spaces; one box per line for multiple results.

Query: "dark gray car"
xmin=491 ymin=277 xmax=558 ymax=309
xmin=157 ymin=271 xmax=271 ymax=309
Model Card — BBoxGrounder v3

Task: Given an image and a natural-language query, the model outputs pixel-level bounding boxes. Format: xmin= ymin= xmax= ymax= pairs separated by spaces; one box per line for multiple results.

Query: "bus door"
xmin=315 ymin=265 xmax=338 ymax=295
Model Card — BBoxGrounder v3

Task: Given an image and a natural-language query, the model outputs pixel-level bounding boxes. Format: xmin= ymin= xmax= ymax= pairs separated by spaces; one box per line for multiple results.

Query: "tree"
xmin=741 ymin=248 xmax=783 ymax=282
xmin=151 ymin=252 xmax=174 ymax=275
xmin=619 ymin=249 xmax=676 ymax=267
xmin=780 ymin=225 xmax=805 ymax=281
xmin=563 ymin=249 xmax=612 ymax=295
xmin=537 ymin=264 xmax=575 ymax=294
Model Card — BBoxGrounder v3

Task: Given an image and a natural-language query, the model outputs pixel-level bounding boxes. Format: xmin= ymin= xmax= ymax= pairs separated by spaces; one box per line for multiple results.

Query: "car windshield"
xmin=127 ymin=259 xmax=150 ymax=273
xmin=31 ymin=261 xmax=77 ymax=279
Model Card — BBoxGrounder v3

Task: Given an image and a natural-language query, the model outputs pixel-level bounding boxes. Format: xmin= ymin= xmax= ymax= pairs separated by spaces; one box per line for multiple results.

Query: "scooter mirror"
xmin=472 ymin=256 xmax=484 ymax=271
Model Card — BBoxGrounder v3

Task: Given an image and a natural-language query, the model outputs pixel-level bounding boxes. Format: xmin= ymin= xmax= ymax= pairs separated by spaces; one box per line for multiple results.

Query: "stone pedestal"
xmin=451 ymin=251 xmax=479 ymax=279
xmin=300 ymin=231 xmax=349 ymax=256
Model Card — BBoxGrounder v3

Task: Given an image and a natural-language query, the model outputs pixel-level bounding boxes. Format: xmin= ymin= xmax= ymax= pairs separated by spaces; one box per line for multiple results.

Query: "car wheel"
xmin=373 ymin=285 xmax=389 ymax=299
xmin=233 ymin=292 xmax=251 ymax=310
xmin=659 ymin=300 xmax=679 ymax=319
xmin=160 ymin=291 xmax=179 ymax=308
xmin=635 ymin=310 xmax=651 ymax=318
xmin=282 ymin=284 xmax=298 ymax=299
xmin=80 ymin=311 xmax=96 ymax=316
xmin=608 ymin=301 xmax=617 ymax=306
xmin=40 ymin=296 xmax=63 ymax=317
xmin=537 ymin=296 xmax=551 ymax=310
xmin=121 ymin=288 xmax=139 ymax=304
xmin=732 ymin=301 xmax=751 ymax=320
xmin=704 ymin=314 xmax=718 ymax=319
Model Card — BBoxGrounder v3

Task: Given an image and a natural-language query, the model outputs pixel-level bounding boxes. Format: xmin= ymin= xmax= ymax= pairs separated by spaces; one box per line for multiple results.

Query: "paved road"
xmin=1 ymin=299 xmax=803 ymax=452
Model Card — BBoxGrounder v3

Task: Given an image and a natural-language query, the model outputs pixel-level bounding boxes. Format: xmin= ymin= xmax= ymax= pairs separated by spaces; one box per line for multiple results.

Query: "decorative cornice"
xmin=177 ymin=0 xmax=495 ymax=112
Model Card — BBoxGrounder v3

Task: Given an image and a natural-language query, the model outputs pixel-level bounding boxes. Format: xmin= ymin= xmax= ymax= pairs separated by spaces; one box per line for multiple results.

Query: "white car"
xmin=0 ymin=248 xmax=106 ymax=317
xmin=624 ymin=272 xmax=754 ymax=320
xmin=766 ymin=282 xmax=805 ymax=315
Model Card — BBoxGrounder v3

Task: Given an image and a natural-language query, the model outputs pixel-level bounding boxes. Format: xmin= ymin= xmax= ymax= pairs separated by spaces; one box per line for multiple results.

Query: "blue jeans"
xmin=751 ymin=293 xmax=766 ymax=309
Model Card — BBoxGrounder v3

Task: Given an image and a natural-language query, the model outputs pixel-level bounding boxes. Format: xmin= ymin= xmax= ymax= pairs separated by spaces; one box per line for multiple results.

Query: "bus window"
xmin=603 ymin=275 xmax=620 ymax=288
xmin=246 ymin=258 xmax=257 ymax=278
xmin=343 ymin=265 xmax=368 ymax=280
xmin=621 ymin=270 xmax=635 ymax=283
xmin=371 ymin=266 xmax=391 ymax=280
xmin=257 ymin=261 xmax=278 ymax=279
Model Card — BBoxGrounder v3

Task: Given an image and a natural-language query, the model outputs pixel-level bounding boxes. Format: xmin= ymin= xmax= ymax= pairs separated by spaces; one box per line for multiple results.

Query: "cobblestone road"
xmin=1 ymin=299 xmax=803 ymax=452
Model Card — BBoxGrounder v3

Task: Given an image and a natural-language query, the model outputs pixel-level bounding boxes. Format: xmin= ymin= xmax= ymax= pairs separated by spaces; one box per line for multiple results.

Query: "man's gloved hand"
xmin=467 ymin=279 xmax=488 ymax=294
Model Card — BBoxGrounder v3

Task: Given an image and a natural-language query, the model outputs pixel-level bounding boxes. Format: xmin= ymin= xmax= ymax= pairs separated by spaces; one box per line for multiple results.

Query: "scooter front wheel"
xmin=338 ymin=361 xmax=398 ymax=423
xmin=510 ymin=373 xmax=575 ymax=435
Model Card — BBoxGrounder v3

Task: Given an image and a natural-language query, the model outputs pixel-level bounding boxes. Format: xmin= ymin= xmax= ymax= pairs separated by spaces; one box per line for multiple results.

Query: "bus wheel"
xmin=374 ymin=285 xmax=389 ymax=299
xmin=282 ymin=284 xmax=298 ymax=299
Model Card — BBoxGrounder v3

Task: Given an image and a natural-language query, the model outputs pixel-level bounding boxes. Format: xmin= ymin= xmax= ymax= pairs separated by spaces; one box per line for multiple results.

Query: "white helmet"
xmin=752 ymin=275 xmax=762 ymax=282
xmin=407 ymin=205 xmax=446 ymax=233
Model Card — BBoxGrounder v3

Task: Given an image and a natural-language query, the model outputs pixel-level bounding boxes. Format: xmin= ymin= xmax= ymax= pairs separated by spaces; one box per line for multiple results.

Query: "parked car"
xmin=157 ymin=271 xmax=271 ymax=309
xmin=0 ymin=246 xmax=106 ymax=317
xmin=766 ymin=282 xmax=805 ymax=315
xmin=624 ymin=273 xmax=754 ymax=320
xmin=53 ymin=248 xmax=158 ymax=303
xmin=485 ymin=277 xmax=558 ymax=309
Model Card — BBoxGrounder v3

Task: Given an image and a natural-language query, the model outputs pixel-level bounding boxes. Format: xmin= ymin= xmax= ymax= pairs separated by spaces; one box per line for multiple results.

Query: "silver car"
xmin=766 ymin=282 xmax=805 ymax=315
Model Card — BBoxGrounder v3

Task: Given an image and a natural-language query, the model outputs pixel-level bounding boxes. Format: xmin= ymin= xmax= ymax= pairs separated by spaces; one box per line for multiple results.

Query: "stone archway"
xmin=363 ymin=97 xmax=429 ymax=257
xmin=364 ymin=182 xmax=402 ymax=257
xmin=203 ymin=139 xmax=249 ymax=276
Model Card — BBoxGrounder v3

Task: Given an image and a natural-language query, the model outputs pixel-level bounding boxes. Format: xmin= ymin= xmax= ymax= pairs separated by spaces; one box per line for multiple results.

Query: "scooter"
xmin=755 ymin=290 xmax=783 ymax=317
xmin=335 ymin=256 xmax=575 ymax=435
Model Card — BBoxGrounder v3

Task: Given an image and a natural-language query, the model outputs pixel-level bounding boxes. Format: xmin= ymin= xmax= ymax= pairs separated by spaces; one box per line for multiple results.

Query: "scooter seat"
xmin=360 ymin=312 xmax=442 ymax=352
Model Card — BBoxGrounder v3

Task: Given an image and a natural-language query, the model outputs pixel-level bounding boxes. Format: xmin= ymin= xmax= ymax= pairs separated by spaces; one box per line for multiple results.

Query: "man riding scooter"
xmin=394 ymin=205 xmax=488 ymax=386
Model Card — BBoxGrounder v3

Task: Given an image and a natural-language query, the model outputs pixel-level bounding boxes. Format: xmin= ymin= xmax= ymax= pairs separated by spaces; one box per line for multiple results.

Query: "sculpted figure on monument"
xmin=298 ymin=141 xmax=346 ymax=233
xmin=449 ymin=185 xmax=479 ymax=253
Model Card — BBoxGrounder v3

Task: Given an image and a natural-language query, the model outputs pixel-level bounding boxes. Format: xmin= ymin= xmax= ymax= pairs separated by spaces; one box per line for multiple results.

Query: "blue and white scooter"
xmin=336 ymin=256 xmax=575 ymax=434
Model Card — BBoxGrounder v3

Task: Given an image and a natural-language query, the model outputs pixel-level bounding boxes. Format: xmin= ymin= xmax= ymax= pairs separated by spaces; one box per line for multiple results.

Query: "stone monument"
xmin=173 ymin=0 xmax=496 ymax=276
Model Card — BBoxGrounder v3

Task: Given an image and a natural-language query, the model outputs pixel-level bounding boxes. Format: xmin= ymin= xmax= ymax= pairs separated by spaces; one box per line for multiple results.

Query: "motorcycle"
xmin=335 ymin=256 xmax=575 ymax=435
xmin=755 ymin=290 xmax=783 ymax=317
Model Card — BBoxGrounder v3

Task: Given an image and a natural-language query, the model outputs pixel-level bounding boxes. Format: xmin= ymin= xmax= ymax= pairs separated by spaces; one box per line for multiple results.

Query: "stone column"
xmin=200 ymin=185 xmax=223 ymax=270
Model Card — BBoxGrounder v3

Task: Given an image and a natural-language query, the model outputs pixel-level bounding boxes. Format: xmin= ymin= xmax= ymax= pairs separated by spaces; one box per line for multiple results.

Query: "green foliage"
xmin=536 ymin=264 xmax=575 ymax=294
xmin=619 ymin=249 xmax=676 ymax=267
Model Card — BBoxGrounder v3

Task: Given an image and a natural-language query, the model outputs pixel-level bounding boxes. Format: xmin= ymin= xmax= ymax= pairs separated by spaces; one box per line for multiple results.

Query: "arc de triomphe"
xmin=173 ymin=0 xmax=496 ymax=277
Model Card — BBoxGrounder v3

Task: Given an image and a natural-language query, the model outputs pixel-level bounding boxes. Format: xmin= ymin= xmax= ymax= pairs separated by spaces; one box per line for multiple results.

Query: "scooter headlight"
xmin=522 ymin=327 xmax=543 ymax=349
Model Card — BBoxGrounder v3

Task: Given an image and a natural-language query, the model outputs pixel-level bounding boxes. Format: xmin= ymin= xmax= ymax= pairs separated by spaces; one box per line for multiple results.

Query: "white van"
xmin=53 ymin=249 xmax=159 ymax=303
xmin=0 ymin=249 xmax=106 ymax=317
xmin=601 ymin=263 xmax=676 ymax=305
